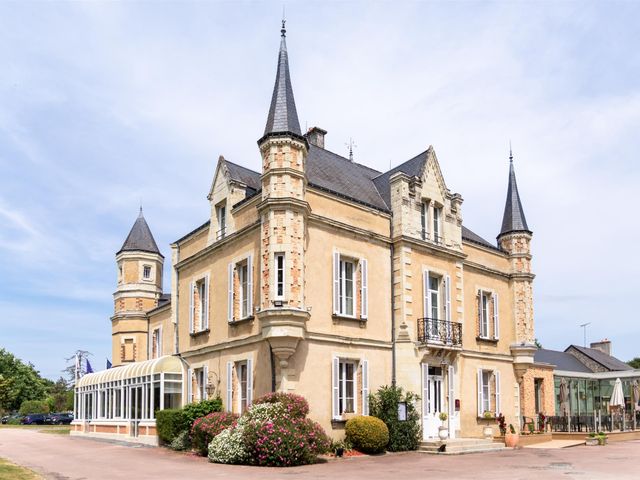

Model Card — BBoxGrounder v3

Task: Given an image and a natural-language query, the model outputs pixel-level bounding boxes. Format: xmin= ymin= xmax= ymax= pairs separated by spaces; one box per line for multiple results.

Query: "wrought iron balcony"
xmin=216 ymin=227 xmax=226 ymax=240
xmin=417 ymin=317 xmax=462 ymax=347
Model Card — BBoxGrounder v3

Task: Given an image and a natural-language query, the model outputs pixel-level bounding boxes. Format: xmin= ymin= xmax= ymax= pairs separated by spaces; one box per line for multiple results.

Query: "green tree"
xmin=63 ymin=350 xmax=92 ymax=387
xmin=534 ymin=338 xmax=543 ymax=349
xmin=627 ymin=357 xmax=640 ymax=369
xmin=46 ymin=377 xmax=73 ymax=412
xmin=19 ymin=399 xmax=49 ymax=415
xmin=0 ymin=349 xmax=48 ymax=412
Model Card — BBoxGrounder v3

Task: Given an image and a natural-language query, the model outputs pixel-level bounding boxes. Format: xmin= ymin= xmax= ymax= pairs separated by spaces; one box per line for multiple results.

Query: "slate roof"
xmin=566 ymin=345 xmax=633 ymax=372
xmin=499 ymin=159 xmax=530 ymax=236
xmin=534 ymin=348 xmax=593 ymax=373
xmin=263 ymin=25 xmax=301 ymax=138
xmin=119 ymin=208 xmax=162 ymax=256
xmin=224 ymin=159 xmax=261 ymax=193
xmin=372 ymin=148 xmax=429 ymax=208
xmin=461 ymin=226 xmax=500 ymax=250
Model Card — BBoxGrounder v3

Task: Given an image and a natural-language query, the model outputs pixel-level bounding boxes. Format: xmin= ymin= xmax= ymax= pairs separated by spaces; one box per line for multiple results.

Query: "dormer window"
xmin=143 ymin=265 xmax=151 ymax=280
xmin=216 ymin=202 xmax=226 ymax=240
xmin=433 ymin=206 xmax=442 ymax=244
xmin=421 ymin=202 xmax=429 ymax=241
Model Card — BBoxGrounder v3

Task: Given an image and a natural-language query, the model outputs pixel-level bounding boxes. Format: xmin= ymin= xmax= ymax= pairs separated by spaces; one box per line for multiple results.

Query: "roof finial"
xmin=345 ymin=137 xmax=357 ymax=162
xmin=139 ymin=201 xmax=143 ymax=218
xmin=281 ymin=6 xmax=286 ymax=37
xmin=509 ymin=140 xmax=513 ymax=163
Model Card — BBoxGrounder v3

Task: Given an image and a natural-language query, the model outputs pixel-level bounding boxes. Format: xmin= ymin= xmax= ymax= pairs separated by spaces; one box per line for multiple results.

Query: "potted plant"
xmin=333 ymin=440 xmax=347 ymax=457
xmin=597 ymin=431 xmax=608 ymax=446
xmin=438 ymin=412 xmax=449 ymax=440
xmin=482 ymin=411 xmax=495 ymax=438
xmin=341 ymin=409 xmax=356 ymax=421
xmin=585 ymin=432 xmax=598 ymax=446
xmin=505 ymin=423 xmax=520 ymax=447
xmin=538 ymin=412 xmax=547 ymax=433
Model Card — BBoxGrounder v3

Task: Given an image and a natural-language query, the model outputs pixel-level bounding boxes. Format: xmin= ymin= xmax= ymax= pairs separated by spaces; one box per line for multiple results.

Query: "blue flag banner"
xmin=106 ymin=359 xmax=112 ymax=369
xmin=86 ymin=359 xmax=94 ymax=374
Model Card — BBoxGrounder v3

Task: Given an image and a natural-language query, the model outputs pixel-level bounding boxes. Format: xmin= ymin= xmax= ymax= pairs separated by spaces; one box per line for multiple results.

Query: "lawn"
xmin=0 ymin=458 xmax=41 ymax=480
xmin=0 ymin=425 xmax=70 ymax=435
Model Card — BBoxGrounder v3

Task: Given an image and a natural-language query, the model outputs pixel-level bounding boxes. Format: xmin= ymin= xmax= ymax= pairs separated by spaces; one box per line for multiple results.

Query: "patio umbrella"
xmin=610 ymin=378 xmax=625 ymax=430
xmin=559 ymin=378 xmax=570 ymax=430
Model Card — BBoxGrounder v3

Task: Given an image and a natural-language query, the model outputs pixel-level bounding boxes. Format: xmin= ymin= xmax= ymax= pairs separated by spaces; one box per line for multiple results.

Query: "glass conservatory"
xmin=72 ymin=355 xmax=184 ymax=445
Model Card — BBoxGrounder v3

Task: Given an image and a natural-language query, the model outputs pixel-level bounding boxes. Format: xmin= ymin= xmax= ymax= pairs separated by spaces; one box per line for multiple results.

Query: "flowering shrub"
xmin=169 ymin=430 xmax=191 ymax=451
xmin=192 ymin=412 xmax=238 ymax=456
xmin=208 ymin=426 xmax=248 ymax=464
xmin=252 ymin=392 xmax=309 ymax=419
xmin=208 ymin=396 xmax=330 ymax=467
xmin=345 ymin=416 xmax=389 ymax=454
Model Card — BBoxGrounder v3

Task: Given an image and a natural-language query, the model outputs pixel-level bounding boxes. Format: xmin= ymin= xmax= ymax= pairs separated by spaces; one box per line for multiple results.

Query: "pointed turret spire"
xmin=118 ymin=209 xmax=162 ymax=256
xmin=499 ymin=149 xmax=530 ymax=237
xmin=262 ymin=19 xmax=302 ymax=139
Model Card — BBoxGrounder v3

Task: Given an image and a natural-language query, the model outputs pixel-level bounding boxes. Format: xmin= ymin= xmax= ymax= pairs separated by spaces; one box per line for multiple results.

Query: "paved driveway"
xmin=1 ymin=429 xmax=639 ymax=480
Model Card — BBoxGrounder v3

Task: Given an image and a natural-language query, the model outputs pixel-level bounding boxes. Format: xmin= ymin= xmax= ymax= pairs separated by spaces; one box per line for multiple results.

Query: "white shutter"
xmin=477 ymin=368 xmax=483 ymax=417
xmin=227 ymin=263 xmax=234 ymax=322
xmin=478 ymin=290 xmax=483 ymax=337
xmin=158 ymin=326 xmax=163 ymax=356
xmin=204 ymin=274 xmax=210 ymax=330
xmin=448 ymin=365 xmax=455 ymax=417
xmin=246 ymin=357 xmax=253 ymax=406
xmin=332 ymin=357 xmax=339 ymax=419
xmin=360 ymin=259 xmax=368 ymax=319
xmin=247 ymin=255 xmax=253 ymax=316
xmin=333 ymin=252 xmax=340 ymax=315
xmin=493 ymin=293 xmax=499 ymax=340
xmin=203 ymin=365 xmax=209 ymax=400
xmin=423 ymin=270 xmax=430 ymax=318
xmin=445 ymin=275 xmax=452 ymax=322
xmin=422 ymin=363 xmax=430 ymax=417
xmin=362 ymin=359 xmax=369 ymax=415
xmin=495 ymin=371 xmax=501 ymax=416
xmin=187 ymin=368 xmax=193 ymax=404
xmin=189 ymin=280 xmax=194 ymax=334
xmin=226 ymin=362 xmax=233 ymax=412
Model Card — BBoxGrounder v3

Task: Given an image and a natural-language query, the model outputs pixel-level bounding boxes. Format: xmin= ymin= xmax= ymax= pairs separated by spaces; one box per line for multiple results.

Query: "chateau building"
xmin=73 ymin=23 xmax=549 ymax=444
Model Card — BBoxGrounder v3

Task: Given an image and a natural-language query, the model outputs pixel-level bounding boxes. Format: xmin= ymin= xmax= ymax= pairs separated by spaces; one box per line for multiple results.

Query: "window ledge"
xmin=229 ymin=316 xmax=254 ymax=325
xmin=332 ymin=314 xmax=367 ymax=326
xmin=190 ymin=329 xmax=210 ymax=337
xmin=476 ymin=336 xmax=499 ymax=344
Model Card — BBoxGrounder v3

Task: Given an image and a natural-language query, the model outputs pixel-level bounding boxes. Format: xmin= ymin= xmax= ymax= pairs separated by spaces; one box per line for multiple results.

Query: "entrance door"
xmin=422 ymin=364 xmax=444 ymax=439
xmin=129 ymin=386 xmax=143 ymax=437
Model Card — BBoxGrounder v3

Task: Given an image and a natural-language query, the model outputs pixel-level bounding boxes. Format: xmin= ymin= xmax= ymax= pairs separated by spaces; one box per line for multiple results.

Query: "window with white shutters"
xmin=332 ymin=252 xmax=368 ymax=319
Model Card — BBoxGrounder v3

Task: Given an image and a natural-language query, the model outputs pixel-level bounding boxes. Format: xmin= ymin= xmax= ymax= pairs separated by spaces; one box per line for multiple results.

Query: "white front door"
xmin=422 ymin=364 xmax=444 ymax=439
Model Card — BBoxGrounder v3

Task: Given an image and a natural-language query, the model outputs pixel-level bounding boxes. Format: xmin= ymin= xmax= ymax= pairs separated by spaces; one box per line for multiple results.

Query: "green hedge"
xmin=369 ymin=385 xmax=421 ymax=451
xmin=156 ymin=409 xmax=188 ymax=444
xmin=182 ymin=398 xmax=223 ymax=428
xmin=345 ymin=416 xmax=389 ymax=454
xmin=19 ymin=400 xmax=49 ymax=415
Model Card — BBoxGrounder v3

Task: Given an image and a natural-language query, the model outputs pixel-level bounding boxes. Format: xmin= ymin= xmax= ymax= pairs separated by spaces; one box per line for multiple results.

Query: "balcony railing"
xmin=216 ymin=227 xmax=226 ymax=240
xmin=421 ymin=230 xmax=443 ymax=245
xmin=417 ymin=317 xmax=462 ymax=347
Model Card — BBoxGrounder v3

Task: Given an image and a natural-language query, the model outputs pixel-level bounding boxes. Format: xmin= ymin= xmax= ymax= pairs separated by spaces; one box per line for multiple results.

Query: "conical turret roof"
xmin=262 ymin=21 xmax=302 ymax=139
xmin=499 ymin=154 xmax=530 ymax=237
xmin=118 ymin=208 xmax=162 ymax=256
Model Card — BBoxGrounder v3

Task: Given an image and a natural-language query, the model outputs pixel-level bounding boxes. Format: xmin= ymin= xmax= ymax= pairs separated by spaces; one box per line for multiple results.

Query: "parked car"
xmin=21 ymin=413 xmax=48 ymax=425
xmin=2 ymin=414 xmax=24 ymax=424
xmin=45 ymin=412 xmax=73 ymax=425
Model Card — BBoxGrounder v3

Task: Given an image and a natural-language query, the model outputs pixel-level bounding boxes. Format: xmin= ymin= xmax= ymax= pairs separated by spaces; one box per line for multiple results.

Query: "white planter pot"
xmin=438 ymin=427 xmax=449 ymax=440
xmin=483 ymin=426 xmax=494 ymax=439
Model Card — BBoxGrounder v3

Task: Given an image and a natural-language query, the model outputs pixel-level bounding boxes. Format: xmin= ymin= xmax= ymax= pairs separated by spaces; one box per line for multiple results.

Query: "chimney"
xmin=590 ymin=339 xmax=612 ymax=356
xmin=305 ymin=126 xmax=327 ymax=149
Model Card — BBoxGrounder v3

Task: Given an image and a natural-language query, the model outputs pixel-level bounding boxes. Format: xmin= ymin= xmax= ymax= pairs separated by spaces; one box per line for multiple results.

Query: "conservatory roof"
xmin=76 ymin=355 xmax=184 ymax=388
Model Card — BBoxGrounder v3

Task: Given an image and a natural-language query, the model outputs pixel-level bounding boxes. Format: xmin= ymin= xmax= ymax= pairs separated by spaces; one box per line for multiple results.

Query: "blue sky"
xmin=1 ymin=1 xmax=639 ymax=380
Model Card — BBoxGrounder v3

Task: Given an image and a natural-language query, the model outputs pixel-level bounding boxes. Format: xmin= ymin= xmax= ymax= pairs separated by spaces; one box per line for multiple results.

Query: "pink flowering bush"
xmin=242 ymin=415 xmax=331 ymax=467
xmin=191 ymin=412 xmax=239 ymax=456
xmin=252 ymin=392 xmax=309 ymax=419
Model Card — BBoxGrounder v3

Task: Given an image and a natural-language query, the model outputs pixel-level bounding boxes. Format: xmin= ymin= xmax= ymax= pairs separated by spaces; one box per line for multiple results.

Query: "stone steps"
xmin=419 ymin=438 xmax=506 ymax=455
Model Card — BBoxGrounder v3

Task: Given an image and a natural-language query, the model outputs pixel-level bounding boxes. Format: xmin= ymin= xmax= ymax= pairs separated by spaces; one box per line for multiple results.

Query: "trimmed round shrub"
xmin=156 ymin=409 xmax=188 ymax=444
xmin=208 ymin=426 xmax=248 ymax=464
xmin=191 ymin=412 xmax=238 ymax=456
xmin=182 ymin=397 xmax=223 ymax=428
xmin=252 ymin=392 xmax=309 ymax=419
xmin=345 ymin=416 xmax=389 ymax=454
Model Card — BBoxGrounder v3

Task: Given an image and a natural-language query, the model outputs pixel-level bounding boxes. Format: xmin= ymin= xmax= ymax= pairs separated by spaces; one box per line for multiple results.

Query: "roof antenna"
xmin=281 ymin=5 xmax=286 ymax=37
xmin=509 ymin=140 xmax=513 ymax=163
xmin=345 ymin=137 xmax=357 ymax=162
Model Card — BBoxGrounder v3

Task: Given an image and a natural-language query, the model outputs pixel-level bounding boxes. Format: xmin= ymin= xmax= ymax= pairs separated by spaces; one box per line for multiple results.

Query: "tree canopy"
xmin=627 ymin=358 xmax=640 ymax=369
xmin=0 ymin=348 xmax=49 ymax=412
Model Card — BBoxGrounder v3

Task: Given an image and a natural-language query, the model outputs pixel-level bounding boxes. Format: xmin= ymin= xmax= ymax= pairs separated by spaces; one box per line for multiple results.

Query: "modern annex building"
xmin=73 ymin=23 xmax=547 ymax=445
